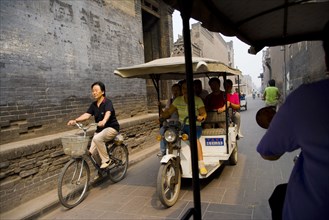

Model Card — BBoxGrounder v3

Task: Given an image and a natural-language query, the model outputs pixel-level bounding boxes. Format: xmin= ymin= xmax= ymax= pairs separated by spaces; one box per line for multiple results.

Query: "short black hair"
xmin=91 ymin=81 xmax=106 ymax=97
xmin=268 ymin=79 xmax=276 ymax=86
xmin=208 ymin=77 xmax=220 ymax=86
xmin=172 ymin=83 xmax=181 ymax=89
xmin=224 ymin=79 xmax=233 ymax=87
xmin=193 ymin=79 xmax=202 ymax=85
xmin=178 ymin=80 xmax=186 ymax=86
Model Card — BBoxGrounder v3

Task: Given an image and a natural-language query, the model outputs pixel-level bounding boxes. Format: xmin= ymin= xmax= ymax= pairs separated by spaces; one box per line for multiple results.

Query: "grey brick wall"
xmin=267 ymin=41 xmax=326 ymax=96
xmin=0 ymin=0 xmax=148 ymax=144
xmin=286 ymin=41 xmax=326 ymax=90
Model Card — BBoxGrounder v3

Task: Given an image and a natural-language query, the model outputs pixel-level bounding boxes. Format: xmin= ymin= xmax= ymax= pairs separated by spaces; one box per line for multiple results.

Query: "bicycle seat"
xmin=105 ymin=133 xmax=124 ymax=146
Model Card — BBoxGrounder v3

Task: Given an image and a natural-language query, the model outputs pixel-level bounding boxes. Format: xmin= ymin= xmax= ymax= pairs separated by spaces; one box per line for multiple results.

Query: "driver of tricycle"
xmin=159 ymin=80 xmax=208 ymax=175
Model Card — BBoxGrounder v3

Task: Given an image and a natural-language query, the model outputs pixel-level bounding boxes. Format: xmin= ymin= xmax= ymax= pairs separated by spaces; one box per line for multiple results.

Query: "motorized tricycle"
xmin=114 ymin=56 xmax=241 ymax=207
xmin=157 ymin=110 xmax=238 ymax=206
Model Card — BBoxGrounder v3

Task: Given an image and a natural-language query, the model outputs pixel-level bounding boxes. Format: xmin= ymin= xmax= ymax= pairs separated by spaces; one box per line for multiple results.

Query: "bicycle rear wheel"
xmin=108 ymin=144 xmax=128 ymax=183
xmin=58 ymin=158 xmax=90 ymax=208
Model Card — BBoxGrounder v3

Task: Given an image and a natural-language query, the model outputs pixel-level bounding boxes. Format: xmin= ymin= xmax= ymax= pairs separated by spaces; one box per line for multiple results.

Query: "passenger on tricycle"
xmin=204 ymin=77 xmax=228 ymax=129
xmin=224 ymin=79 xmax=244 ymax=138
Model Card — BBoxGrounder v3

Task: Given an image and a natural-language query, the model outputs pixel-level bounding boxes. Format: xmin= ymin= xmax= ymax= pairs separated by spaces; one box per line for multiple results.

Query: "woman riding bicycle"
xmin=67 ymin=81 xmax=120 ymax=169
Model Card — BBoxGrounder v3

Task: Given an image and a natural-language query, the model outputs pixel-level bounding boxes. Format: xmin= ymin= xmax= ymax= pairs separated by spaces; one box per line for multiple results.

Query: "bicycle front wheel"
xmin=58 ymin=158 xmax=90 ymax=208
xmin=108 ymin=144 xmax=128 ymax=183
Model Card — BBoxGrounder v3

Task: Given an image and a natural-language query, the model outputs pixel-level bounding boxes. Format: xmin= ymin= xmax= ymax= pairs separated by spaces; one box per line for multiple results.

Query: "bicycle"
xmin=58 ymin=123 xmax=129 ymax=209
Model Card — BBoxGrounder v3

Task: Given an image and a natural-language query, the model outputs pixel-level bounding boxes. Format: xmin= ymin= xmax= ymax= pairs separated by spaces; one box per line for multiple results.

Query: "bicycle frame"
xmin=58 ymin=123 xmax=128 ymax=208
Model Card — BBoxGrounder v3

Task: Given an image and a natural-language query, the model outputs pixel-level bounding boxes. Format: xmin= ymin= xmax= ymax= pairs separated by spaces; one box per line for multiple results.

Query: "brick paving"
xmin=2 ymin=98 xmax=297 ymax=220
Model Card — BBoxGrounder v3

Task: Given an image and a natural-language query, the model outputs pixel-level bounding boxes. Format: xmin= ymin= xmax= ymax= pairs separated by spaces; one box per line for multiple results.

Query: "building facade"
xmin=0 ymin=0 xmax=173 ymax=144
xmin=171 ymin=22 xmax=249 ymax=92
xmin=261 ymin=41 xmax=326 ymax=98
xmin=0 ymin=0 xmax=175 ymax=212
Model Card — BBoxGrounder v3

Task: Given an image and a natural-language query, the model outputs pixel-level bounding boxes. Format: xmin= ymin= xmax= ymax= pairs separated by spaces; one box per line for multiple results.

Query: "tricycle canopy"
xmin=114 ymin=56 xmax=241 ymax=80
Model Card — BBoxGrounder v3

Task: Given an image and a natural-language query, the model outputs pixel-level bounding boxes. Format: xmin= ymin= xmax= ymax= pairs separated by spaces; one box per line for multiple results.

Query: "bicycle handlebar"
xmin=74 ymin=123 xmax=97 ymax=137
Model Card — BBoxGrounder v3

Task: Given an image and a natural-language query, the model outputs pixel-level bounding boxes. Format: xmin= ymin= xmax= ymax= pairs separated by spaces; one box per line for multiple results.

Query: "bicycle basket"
xmin=61 ymin=135 xmax=90 ymax=157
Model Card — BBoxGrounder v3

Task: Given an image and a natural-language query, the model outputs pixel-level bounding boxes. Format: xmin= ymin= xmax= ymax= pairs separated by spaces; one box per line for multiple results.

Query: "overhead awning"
xmin=164 ymin=0 xmax=329 ymax=54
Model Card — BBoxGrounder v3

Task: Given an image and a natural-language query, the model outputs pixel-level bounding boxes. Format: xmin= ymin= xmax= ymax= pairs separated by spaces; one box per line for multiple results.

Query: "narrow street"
xmin=40 ymin=97 xmax=297 ymax=219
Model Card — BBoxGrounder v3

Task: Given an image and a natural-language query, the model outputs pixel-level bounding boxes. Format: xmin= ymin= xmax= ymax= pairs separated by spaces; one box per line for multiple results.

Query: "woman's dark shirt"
xmin=87 ymin=98 xmax=120 ymax=133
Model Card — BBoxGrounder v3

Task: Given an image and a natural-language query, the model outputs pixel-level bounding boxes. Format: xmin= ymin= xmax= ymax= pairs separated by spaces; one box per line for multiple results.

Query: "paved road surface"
xmin=39 ymin=97 xmax=297 ymax=219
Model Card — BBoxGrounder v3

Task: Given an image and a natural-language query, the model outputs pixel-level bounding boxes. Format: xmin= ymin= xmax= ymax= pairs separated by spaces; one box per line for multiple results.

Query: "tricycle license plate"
xmin=205 ymin=138 xmax=224 ymax=146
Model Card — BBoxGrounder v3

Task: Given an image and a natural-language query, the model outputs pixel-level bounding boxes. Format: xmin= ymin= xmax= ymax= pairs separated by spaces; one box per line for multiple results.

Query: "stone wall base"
xmin=0 ymin=114 xmax=159 ymax=212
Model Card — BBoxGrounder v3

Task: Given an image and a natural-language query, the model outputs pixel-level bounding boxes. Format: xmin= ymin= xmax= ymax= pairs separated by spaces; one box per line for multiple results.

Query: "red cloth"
xmin=227 ymin=92 xmax=240 ymax=104
xmin=205 ymin=92 xmax=225 ymax=111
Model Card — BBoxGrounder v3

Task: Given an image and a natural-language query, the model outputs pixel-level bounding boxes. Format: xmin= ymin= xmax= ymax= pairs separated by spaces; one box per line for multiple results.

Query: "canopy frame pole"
xmin=178 ymin=0 xmax=202 ymax=219
xmin=150 ymin=74 xmax=162 ymax=122
xmin=223 ymin=73 xmax=230 ymax=154
xmin=237 ymin=75 xmax=241 ymax=109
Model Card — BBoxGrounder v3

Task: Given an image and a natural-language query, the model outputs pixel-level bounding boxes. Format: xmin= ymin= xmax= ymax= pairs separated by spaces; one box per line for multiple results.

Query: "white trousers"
xmin=232 ymin=111 xmax=241 ymax=132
